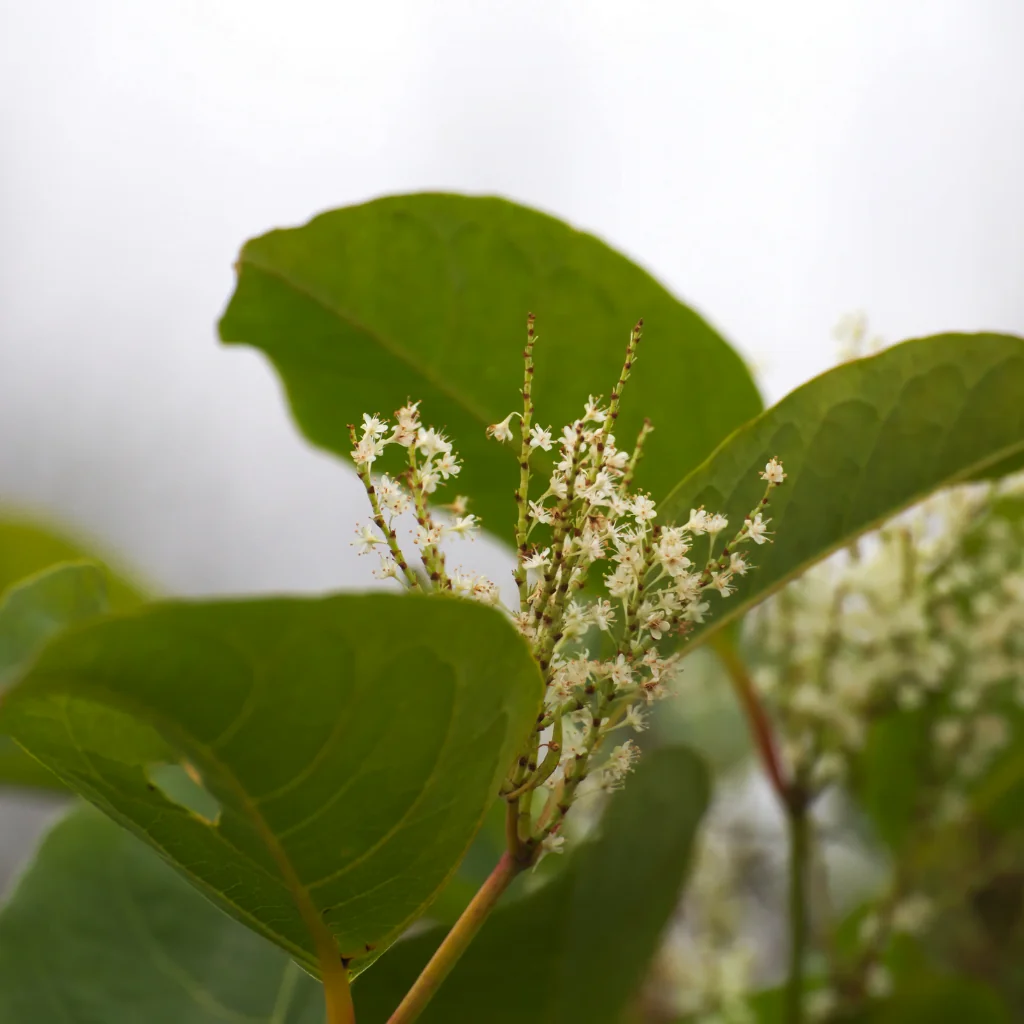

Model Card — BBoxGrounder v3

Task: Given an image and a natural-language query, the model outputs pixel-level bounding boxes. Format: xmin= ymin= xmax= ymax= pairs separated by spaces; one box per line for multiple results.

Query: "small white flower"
xmin=685 ymin=600 xmax=710 ymax=623
xmin=393 ymin=401 xmax=421 ymax=445
xmin=414 ymin=523 xmax=443 ymax=548
xmin=891 ymin=894 xmax=934 ymax=936
xmin=645 ymin=610 xmax=672 ymax=640
xmin=419 ymin=469 xmax=440 ymax=494
xmin=486 ymin=412 xmax=517 ymax=442
xmin=548 ymin=474 xmax=569 ymax=500
xmin=686 ymin=508 xmax=710 ymax=534
xmin=624 ymin=705 xmax=648 ymax=733
xmin=805 ymin=988 xmax=838 ymax=1022
xmin=450 ymin=573 xmax=476 ymax=596
xmin=631 ymin=495 xmax=657 ymax=522
xmin=858 ymin=912 xmax=881 ymax=945
xmin=416 ymin=426 xmax=452 ymax=458
xmin=354 ymin=524 xmax=381 ymax=555
xmin=471 ymin=576 xmax=501 ymax=605
xmin=605 ymin=564 xmax=634 ymax=598
xmin=933 ymin=718 xmax=964 ymax=751
xmin=604 ymin=448 xmax=629 ymax=471
xmin=610 ymin=654 xmax=634 ymax=689
xmin=591 ymin=600 xmax=615 ymax=631
xmin=583 ymin=395 xmax=607 ymax=423
xmin=575 ymin=532 xmax=605 ymax=563
xmin=436 ymin=452 xmax=461 ymax=479
xmin=540 ymin=833 xmax=565 ymax=855
xmin=864 ymin=964 xmax=893 ymax=1000
xmin=760 ymin=456 xmax=786 ymax=485
xmin=372 ymin=557 xmax=400 ymax=580
xmin=560 ymin=424 xmax=580 ymax=450
xmin=710 ymin=570 xmax=734 ymax=596
xmin=603 ymin=740 xmax=640 ymax=788
xmin=705 ymin=513 xmax=729 ymax=536
xmin=811 ymin=751 xmax=846 ymax=786
xmin=607 ymin=493 xmax=630 ymax=518
xmin=353 ymin=434 xmax=385 ymax=466
xmin=522 ymin=548 xmax=551 ymax=571
xmin=445 ymin=494 xmax=469 ymax=517
xmin=675 ymin=572 xmax=702 ymax=600
xmin=529 ymin=425 xmax=554 ymax=451
xmin=744 ymin=513 xmax=771 ymax=545
xmin=729 ymin=552 xmax=749 ymax=575
xmin=377 ymin=475 xmax=411 ymax=515
xmin=528 ymin=499 xmax=553 ymax=525
xmin=445 ymin=514 xmax=479 ymax=538
xmin=396 ymin=400 xmax=421 ymax=431
xmin=361 ymin=413 xmax=389 ymax=438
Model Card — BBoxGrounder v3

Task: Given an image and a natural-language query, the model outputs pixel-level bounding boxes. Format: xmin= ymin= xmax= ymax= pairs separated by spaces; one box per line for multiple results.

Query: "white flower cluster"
xmin=746 ymin=477 xmax=1024 ymax=798
xmin=348 ymin=405 xmax=494 ymax=598
xmin=351 ymin=315 xmax=787 ymax=861
xmin=740 ymin=474 xmax=1024 ymax=1019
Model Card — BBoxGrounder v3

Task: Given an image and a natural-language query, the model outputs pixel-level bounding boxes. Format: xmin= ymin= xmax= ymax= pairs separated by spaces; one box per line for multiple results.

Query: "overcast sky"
xmin=2 ymin=0 xmax=1023 ymax=597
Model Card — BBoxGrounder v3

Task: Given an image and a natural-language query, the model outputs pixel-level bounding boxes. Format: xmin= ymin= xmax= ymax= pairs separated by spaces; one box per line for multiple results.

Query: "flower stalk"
xmin=386 ymin=852 xmax=524 ymax=1024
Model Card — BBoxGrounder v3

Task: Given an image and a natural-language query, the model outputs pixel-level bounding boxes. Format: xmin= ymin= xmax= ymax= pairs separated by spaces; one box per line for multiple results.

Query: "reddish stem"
xmin=712 ymin=633 xmax=790 ymax=804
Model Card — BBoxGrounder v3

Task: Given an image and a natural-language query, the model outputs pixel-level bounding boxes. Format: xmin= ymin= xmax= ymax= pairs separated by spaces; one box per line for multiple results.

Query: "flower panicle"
xmin=352 ymin=317 xmax=788 ymax=862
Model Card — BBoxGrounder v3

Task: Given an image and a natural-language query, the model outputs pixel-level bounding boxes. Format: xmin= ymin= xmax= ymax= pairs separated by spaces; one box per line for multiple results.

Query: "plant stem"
xmin=386 ymin=851 xmax=523 ymax=1024
xmin=315 ymin=932 xmax=357 ymax=1024
xmin=785 ymin=793 xmax=809 ymax=1024
xmin=711 ymin=634 xmax=789 ymax=802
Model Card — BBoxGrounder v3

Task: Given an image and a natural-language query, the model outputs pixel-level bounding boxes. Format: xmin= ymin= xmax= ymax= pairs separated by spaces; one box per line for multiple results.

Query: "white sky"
xmin=2 ymin=0 xmax=1023 ymax=596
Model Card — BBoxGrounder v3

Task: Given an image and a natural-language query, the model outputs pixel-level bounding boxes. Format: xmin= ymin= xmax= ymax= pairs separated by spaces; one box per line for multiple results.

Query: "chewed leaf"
xmin=0 ymin=592 xmax=542 ymax=979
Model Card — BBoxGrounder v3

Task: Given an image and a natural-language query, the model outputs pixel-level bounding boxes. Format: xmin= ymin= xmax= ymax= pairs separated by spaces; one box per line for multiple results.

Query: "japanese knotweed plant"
xmin=4 ymin=195 xmax=1024 ymax=1024
xmin=345 ymin=317 xmax=786 ymax=1020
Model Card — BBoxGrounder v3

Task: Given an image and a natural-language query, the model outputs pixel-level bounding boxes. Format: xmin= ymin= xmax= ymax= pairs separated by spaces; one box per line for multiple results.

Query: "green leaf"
xmin=0 ymin=562 xmax=111 ymax=791
xmin=0 ymin=516 xmax=144 ymax=609
xmin=856 ymin=975 xmax=1011 ymax=1023
xmin=353 ymin=746 xmax=710 ymax=1023
xmin=661 ymin=333 xmax=1024 ymax=645
xmin=0 ymin=592 xmax=543 ymax=978
xmin=0 ymin=805 xmax=326 ymax=1024
xmin=0 ymin=563 xmax=109 ymax=685
xmin=218 ymin=193 xmax=762 ymax=544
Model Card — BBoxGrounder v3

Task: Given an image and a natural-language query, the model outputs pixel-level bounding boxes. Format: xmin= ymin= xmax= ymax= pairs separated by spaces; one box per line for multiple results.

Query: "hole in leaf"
xmin=146 ymin=761 xmax=222 ymax=825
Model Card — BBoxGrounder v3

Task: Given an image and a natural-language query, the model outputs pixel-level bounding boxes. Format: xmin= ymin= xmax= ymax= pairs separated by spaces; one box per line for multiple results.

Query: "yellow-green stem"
xmin=322 ymin=952 xmax=357 ymax=1024
xmin=386 ymin=852 xmax=523 ymax=1024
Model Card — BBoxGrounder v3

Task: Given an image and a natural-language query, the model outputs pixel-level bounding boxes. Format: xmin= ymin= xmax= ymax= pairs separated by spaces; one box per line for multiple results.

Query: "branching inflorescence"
xmin=350 ymin=317 xmax=786 ymax=870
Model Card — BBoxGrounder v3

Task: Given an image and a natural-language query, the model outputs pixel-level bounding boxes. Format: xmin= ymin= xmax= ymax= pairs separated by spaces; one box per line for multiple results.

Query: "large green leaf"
xmin=0 ymin=562 xmax=111 ymax=791
xmin=661 ymin=333 xmax=1024 ymax=645
xmin=0 ymin=592 xmax=543 ymax=979
xmin=218 ymin=193 xmax=762 ymax=544
xmin=0 ymin=805 xmax=325 ymax=1024
xmin=0 ymin=563 xmax=109 ymax=685
xmin=353 ymin=746 xmax=710 ymax=1023
xmin=0 ymin=516 xmax=144 ymax=608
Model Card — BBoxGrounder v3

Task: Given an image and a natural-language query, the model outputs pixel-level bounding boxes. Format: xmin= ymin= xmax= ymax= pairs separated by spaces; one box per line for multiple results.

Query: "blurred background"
xmin=2 ymin=0 xmax=1024 ymax=890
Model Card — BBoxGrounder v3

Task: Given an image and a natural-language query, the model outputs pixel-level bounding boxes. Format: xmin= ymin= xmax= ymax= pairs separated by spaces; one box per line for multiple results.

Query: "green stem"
xmin=785 ymin=794 xmax=809 ymax=1024
xmin=386 ymin=852 xmax=523 ymax=1024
